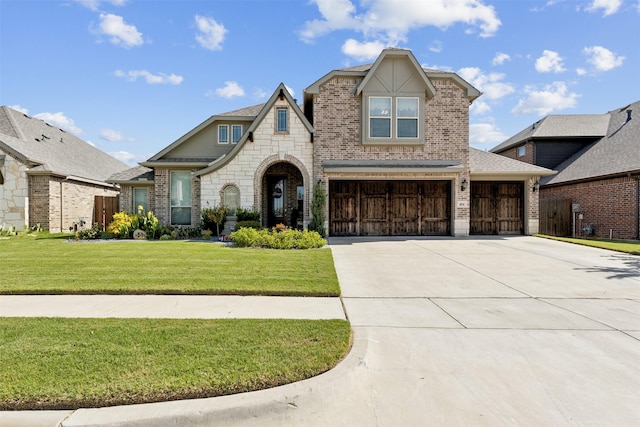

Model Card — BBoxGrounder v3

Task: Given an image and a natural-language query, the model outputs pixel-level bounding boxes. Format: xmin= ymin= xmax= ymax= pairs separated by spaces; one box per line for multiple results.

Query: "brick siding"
xmin=542 ymin=176 xmax=639 ymax=240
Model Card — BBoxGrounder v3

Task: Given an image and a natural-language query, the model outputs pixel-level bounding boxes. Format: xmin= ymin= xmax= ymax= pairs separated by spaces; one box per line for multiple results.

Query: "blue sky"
xmin=1 ymin=0 xmax=637 ymax=166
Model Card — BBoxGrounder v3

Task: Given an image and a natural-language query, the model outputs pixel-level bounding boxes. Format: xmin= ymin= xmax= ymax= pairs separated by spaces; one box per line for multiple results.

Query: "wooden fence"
xmin=94 ymin=196 xmax=119 ymax=231
xmin=539 ymin=199 xmax=572 ymax=237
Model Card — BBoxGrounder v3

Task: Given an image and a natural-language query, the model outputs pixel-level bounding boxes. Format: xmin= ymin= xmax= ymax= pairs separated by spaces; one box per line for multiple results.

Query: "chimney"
xmin=626 ymin=109 xmax=632 ymax=122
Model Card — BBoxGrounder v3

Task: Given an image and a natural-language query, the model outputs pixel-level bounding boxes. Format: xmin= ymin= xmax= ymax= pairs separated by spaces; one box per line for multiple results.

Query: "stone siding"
xmin=0 ymin=152 xmax=29 ymax=230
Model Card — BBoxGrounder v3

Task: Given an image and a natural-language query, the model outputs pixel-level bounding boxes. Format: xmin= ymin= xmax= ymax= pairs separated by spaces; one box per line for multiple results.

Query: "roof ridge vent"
xmin=626 ymin=109 xmax=632 ymax=122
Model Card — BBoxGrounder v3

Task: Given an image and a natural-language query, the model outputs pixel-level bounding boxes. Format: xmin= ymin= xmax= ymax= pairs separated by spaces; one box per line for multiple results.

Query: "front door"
xmin=268 ymin=177 xmax=287 ymax=227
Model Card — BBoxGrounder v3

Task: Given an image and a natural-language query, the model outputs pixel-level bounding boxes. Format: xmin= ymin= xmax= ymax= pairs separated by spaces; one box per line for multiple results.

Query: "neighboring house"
xmin=0 ymin=106 xmax=128 ymax=232
xmin=491 ymin=100 xmax=640 ymax=240
xmin=110 ymin=48 xmax=553 ymax=237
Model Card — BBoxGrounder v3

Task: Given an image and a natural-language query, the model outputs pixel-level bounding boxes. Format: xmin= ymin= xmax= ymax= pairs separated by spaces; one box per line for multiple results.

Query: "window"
xmin=218 ymin=125 xmax=229 ymax=144
xmin=369 ymin=97 xmax=391 ymax=138
xmin=231 ymin=125 xmax=242 ymax=144
xmin=133 ymin=188 xmax=148 ymax=212
xmin=397 ymin=97 xmax=418 ymax=138
xmin=517 ymin=146 xmax=526 ymax=157
xmin=170 ymin=171 xmax=192 ymax=225
xmin=222 ymin=185 xmax=240 ymax=213
xmin=276 ymin=108 xmax=288 ymax=133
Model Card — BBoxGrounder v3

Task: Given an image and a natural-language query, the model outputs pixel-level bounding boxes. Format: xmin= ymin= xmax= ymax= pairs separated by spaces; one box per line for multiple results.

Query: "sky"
xmin=1 ymin=0 xmax=638 ymax=166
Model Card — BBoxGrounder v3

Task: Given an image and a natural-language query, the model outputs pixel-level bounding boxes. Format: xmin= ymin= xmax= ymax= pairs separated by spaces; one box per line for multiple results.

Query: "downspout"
xmin=60 ymin=177 xmax=70 ymax=233
xmin=635 ymin=175 xmax=640 ymax=240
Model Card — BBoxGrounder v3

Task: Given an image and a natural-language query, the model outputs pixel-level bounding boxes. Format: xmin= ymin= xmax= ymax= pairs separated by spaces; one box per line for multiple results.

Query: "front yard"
xmin=0 ymin=234 xmax=348 ymax=410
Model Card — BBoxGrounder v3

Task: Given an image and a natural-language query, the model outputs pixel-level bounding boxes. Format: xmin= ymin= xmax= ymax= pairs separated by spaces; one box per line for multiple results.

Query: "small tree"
xmin=308 ymin=182 xmax=327 ymax=238
xmin=202 ymin=206 xmax=228 ymax=239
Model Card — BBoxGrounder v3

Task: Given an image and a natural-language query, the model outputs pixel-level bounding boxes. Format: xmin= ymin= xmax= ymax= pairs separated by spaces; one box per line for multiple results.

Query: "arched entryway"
xmin=262 ymin=162 xmax=304 ymax=228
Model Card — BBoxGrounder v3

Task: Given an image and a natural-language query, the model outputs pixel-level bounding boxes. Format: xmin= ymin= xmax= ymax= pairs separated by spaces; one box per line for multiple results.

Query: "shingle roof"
xmin=543 ymin=101 xmax=640 ymax=185
xmin=107 ymin=165 xmax=154 ymax=183
xmin=218 ymin=103 xmax=265 ymax=117
xmin=491 ymin=114 xmax=610 ymax=153
xmin=0 ymin=106 xmax=128 ymax=182
xmin=470 ymin=148 xmax=555 ymax=176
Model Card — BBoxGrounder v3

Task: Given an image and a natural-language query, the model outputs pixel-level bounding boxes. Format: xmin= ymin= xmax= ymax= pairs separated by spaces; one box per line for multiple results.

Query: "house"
xmin=491 ymin=100 xmax=640 ymax=240
xmin=109 ymin=48 xmax=553 ymax=237
xmin=0 ymin=106 xmax=128 ymax=232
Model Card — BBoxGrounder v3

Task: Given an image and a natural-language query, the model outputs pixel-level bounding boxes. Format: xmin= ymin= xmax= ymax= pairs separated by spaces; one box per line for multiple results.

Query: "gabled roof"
xmin=194 ymin=83 xmax=313 ymax=177
xmin=470 ymin=148 xmax=555 ymax=177
xmin=0 ymin=106 xmax=128 ymax=183
xmin=491 ymin=114 xmax=610 ymax=153
xmin=107 ymin=165 xmax=154 ymax=184
xmin=543 ymin=101 xmax=640 ymax=185
xmin=304 ymin=48 xmax=481 ymax=102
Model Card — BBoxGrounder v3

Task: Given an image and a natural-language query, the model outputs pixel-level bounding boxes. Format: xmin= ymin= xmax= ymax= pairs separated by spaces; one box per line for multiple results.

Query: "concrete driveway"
xmin=12 ymin=236 xmax=640 ymax=427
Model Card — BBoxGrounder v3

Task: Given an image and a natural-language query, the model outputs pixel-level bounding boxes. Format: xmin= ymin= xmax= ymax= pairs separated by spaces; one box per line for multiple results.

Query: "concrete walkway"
xmin=2 ymin=236 xmax=639 ymax=426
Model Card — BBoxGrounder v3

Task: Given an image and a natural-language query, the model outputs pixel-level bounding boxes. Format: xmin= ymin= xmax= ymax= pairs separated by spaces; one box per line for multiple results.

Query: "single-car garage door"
xmin=470 ymin=182 xmax=523 ymax=235
xmin=330 ymin=180 xmax=451 ymax=236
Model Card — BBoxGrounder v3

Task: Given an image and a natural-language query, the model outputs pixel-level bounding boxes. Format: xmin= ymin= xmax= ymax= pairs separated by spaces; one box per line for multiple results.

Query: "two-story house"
xmin=109 ymin=48 xmax=553 ymax=237
xmin=492 ymin=101 xmax=639 ymax=240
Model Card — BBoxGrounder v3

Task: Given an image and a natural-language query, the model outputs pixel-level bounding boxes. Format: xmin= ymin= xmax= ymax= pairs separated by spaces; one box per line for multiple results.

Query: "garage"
xmin=329 ymin=180 xmax=451 ymax=236
xmin=470 ymin=182 xmax=523 ymax=235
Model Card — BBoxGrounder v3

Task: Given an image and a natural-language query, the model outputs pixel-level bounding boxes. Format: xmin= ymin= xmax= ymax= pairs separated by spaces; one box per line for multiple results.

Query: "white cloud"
xmin=457 ymin=67 xmax=514 ymax=100
xmin=195 ymin=15 xmax=227 ymax=51
xmin=470 ymin=122 xmax=507 ymax=147
xmin=535 ymin=50 xmax=566 ymax=73
xmin=284 ymin=85 xmax=296 ymax=99
xmin=215 ymin=81 xmax=245 ymax=98
xmin=33 ymin=112 xmax=83 ymax=135
xmin=586 ymin=0 xmax=622 ymax=16
xmin=300 ymin=0 xmax=501 ymax=54
xmin=74 ymin=0 xmax=128 ymax=11
xmin=95 ymin=13 xmax=143 ymax=48
xmin=429 ymin=40 xmax=443 ymax=53
xmin=512 ymin=81 xmax=579 ymax=115
xmin=9 ymin=104 xmax=29 ymax=114
xmin=576 ymin=67 xmax=587 ymax=76
xmin=583 ymin=45 xmax=625 ymax=71
xmin=341 ymin=39 xmax=386 ymax=61
xmin=492 ymin=52 xmax=510 ymax=66
xmin=99 ymin=128 xmax=134 ymax=142
xmin=115 ymin=69 xmax=183 ymax=85
xmin=253 ymin=88 xmax=269 ymax=99
xmin=470 ymin=100 xmax=491 ymax=115
xmin=108 ymin=150 xmax=143 ymax=166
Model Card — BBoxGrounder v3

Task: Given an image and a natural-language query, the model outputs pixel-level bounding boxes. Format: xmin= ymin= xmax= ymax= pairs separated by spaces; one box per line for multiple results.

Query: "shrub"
xmin=76 ymin=223 xmax=102 ymax=240
xmin=230 ymin=227 xmax=326 ymax=249
xmin=108 ymin=212 xmax=135 ymax=238
xmin=235 ymin=220 xmax=262 ymax=230
xmin=108 ymin=208 xmax=162 ymax=239
xmin=308 ymin=184 xmax=327 ymax=238
xmin=236 ymin=207 xmax=261 ymax=222
xmin=201 ymin=206 xmax=228 ymax=237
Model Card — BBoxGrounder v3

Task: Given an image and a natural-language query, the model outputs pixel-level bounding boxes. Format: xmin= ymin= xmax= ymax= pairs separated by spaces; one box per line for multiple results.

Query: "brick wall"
xmin=542 ymin=175 xmax=639 ymax=240
xmin=312 ymin=75 xmax=472 ymax=234
xmin=499 ymin=142 xmax=534 ymax=164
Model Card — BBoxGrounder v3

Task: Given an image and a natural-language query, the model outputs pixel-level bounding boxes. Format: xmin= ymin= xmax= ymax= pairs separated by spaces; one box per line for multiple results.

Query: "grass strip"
xmin=0 ymin=317 xmax=351 ymax=410
xmin=536 ymin=235 xmax=640 ymax=255
xmin=0 ymin=238 xmax=340 ymax=296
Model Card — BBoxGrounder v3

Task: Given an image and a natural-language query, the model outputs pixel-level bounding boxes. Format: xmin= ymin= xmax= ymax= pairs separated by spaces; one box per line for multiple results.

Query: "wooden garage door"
xmin=329 ymin=181 xmax=450 ymax=236
xmin=470 ymin=182 xmax=523 ymax=235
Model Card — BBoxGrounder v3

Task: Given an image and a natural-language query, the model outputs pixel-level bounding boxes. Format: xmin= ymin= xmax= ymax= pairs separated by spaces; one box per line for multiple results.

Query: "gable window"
xmin=276 ymin=108 xmax=288 ymax=133
xmin=218 ymin=125 xmax=229 ymax=144
xmin=133 ymin=188 xmax=148 ymax=212
xmin=517 ymin=146 xmax=526 ymax=157
xmin=231 ymin=125 xmax=242 ymax=144
xmin=397 ymin=97 xmax=419 ymax=138
xmin=170 ymin=171 xmax=192 ymax=225
xmin=369 ymin=97 xmax=391 ymax=138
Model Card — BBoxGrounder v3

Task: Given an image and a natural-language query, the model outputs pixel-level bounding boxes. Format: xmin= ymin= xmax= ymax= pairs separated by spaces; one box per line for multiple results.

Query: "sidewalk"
xmin=0 ymin=295 xmax=346 ymax=320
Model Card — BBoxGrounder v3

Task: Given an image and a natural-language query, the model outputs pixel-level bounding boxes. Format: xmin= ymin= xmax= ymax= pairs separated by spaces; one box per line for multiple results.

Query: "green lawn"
xmin=0 ymin=317 xmax=351 ymax=410
xmin=0 ymin=237 xmax=340 ymax=296
xmin=536 ymin=235 xmax=640 ymax=255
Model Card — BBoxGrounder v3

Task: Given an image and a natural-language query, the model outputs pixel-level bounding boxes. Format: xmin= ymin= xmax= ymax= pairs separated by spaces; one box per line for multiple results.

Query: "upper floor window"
xmin=517 ymin=146 xmax=526 ymax=157
xmin=397 ymin=97 xmax=418 ymax=138
xmin=218 ymin=125 xmax=229 ymax=144
xmin=276 ymin=108 xmax=288 ymax=133
xmin=366 ymin=96 xmax=422 ymax=143
xmin=231 ymin=125 xmax=242 ymax=144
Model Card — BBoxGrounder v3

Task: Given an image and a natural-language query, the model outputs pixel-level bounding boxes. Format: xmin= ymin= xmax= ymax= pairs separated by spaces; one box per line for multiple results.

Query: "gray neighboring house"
xmin=0 ymin=106 xmax=129 ymax=232
xmin=491 ymin=101 xmax=640 ymax=240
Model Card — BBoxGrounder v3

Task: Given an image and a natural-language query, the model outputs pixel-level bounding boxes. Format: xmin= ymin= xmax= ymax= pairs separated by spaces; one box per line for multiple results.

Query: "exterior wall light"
xmin=533 ymin=180 xmax=540 ymax=192
xmin=460 ymin=178 xmax=468 ymax=192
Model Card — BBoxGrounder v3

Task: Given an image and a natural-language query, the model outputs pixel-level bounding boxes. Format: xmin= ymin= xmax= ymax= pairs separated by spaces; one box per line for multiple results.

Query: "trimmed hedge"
xmin=230 ymin=227 xmax=326 ymax=249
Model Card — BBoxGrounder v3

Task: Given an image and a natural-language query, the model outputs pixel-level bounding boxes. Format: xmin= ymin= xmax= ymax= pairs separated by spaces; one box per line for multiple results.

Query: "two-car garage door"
xmin=329 ymin=180 xmax=451 ymax=236
xmin=329 ymin=180 xmax=524 ymax=236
